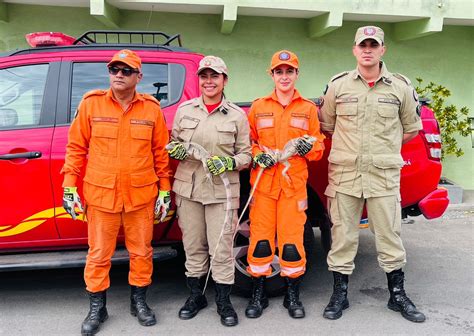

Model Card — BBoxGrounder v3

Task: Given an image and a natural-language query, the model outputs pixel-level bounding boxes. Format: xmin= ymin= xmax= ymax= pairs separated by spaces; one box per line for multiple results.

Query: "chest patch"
xmin=131 ymin=119 xmax=154 ymax=126
xmin=256 ymin=112 xmax=274 ymax=117
xmin=336 ymin=98 xmax=358 ymax=104
xmin=378 ymin=98 xmax=400 ymax=106
xmin=92 ymin=117 xmax=118 ymax=123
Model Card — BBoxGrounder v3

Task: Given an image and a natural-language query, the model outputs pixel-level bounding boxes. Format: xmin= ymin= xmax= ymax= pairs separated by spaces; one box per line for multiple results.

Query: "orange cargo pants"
xmin=84 ymin=200 xmax=155 ymax=293
xmin=247 ymin=189 xmax=307 ymax=279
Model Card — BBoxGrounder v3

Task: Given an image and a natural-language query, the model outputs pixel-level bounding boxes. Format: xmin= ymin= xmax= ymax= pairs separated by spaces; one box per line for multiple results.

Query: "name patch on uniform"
xmin=256 ymin=118 xmax=274 ymax=130
xmin=131 ymin=119 xmax=154 ymax=126
xmin=290 ymin=118 xmax=309 ymax=130
xmin=335 ymin=98 xmax=358 ymax=104
xmin=256 ymin=112 xmax=274 ymax=117
xmin=92 ymin=117 xmax=118 ymax=123
xmin=378 ymin=98 xmax=400 ymax=106
xmin=291 ymin=112 xmax=309 ymax=119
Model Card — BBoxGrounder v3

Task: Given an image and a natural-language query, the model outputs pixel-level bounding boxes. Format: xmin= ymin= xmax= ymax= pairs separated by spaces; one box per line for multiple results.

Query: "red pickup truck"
xmin=0 ymin=31 xmax=449 ymax=295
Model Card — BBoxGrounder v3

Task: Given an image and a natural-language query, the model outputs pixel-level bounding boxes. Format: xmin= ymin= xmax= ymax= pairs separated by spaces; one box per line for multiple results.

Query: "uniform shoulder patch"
xmin=226 ymin=101 xmax=246 ymax=114
xmin=330 ymin=71 xmax=349 ymax=82
xmin=177 ymin=99 xmax=194 ymax=109
xmin=83 ymin=89 xmax=106 ymax=99
xmin=141 ymin=93 xmax=161 ymax=106
xmin=301 ymin=96 xmax=316 ymax=106
xmin=392 ymin=73 xmax=412 ymax=86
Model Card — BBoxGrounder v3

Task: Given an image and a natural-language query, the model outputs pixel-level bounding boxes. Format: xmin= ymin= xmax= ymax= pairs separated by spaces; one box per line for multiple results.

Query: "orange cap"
xmin=270 ymin=50 xmax=299 ymax=71
xmin=107 ymin=49 xmax=142 ymax=70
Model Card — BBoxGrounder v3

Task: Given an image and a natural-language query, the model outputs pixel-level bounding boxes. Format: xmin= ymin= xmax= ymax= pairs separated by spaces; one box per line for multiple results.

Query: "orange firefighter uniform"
xmin=61 ymin=88 xmax=170 ymax=292
xmin=246 ymin=89 xmax=325 ymax=278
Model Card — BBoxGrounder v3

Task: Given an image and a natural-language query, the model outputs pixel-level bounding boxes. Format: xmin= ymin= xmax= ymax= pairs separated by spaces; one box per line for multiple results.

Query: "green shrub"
xmin=415 ymin=78 xmax=470 ymax=159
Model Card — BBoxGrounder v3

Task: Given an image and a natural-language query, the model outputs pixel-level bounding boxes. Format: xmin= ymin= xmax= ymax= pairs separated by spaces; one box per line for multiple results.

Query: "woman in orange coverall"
xmin=245 ymin=50 xmax=325 ymax=319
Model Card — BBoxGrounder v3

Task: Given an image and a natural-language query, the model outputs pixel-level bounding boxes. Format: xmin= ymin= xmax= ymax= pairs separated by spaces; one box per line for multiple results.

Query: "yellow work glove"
xmin=206 ymin=156 xmax=235 ymax=175
xmin=63 ymin=187 xmax=83 ymax=220
xmin=295 ymin=136 xmax=314 ymax=156
xmin=253 ymin=152 xmax=276 ymax=169
xmin=155 ymin=190 xmax=171 ymax=222
xmin=167 ymin=141 xmax=188 ymax=161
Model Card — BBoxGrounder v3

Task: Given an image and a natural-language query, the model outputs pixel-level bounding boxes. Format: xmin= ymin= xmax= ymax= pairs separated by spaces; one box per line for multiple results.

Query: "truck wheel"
xmin=233 ymin=219 xmax=315 ymax=297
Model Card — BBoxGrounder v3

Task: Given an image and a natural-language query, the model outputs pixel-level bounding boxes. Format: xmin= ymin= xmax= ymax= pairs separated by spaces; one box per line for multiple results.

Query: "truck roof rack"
xmin=3 ymin=30 xmax=190 ymax=57
xmin=74 ymin=30 xmax=182 ymax=47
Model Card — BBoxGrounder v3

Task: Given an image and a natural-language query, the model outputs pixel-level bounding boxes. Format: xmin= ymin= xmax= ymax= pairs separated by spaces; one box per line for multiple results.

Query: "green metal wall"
xmin=1 ymin=4 xmax=473 ymax=189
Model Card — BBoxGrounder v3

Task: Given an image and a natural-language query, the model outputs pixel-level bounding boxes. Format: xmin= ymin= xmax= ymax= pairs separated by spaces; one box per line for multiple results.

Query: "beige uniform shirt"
xmin=320 ymin=62 xmax=423 ymax=198
xmin=171 ymin=96 xmax=252 ymax=205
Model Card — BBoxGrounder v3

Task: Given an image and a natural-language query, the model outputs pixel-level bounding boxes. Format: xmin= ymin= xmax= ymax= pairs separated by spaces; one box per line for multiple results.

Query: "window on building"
xmin=0 ymin=64 xmax=49 ymax=130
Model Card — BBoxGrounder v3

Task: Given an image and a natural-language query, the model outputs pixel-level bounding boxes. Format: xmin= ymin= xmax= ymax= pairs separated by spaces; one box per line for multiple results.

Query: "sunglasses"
xmin=108 ymin=66 xmax=139 ymax=76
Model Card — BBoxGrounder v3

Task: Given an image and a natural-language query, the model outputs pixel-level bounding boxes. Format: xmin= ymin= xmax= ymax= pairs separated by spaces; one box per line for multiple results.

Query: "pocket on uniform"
xmin=130 ymin=126 xmax=153 ymax=157
xmin=178 ymin=117 xmax=199 ymax=142
xmin=172 ymin=164 xmax=195 ymax=198
xmin=256 ymin=116 xmax=276 ymax=148
xmin=377 ymin=104 xmax=399 ymax=135
xmin=83 ymin=168 xmax=117 ymax=210
xmin=328 ymin=150 xmax=358 ymax=186
xmin=335 ymin=104 xmax=357 ymax=133
xmin=91 ymin=125 xmax=119 ymax=156
xmin=213 ymin=172 xmax=240 ymax=199
xmin=223 ymin=199 xmax=240 ymax=234
xmin=371 ymin=155 xmax=403 ymax=190
xmin=216 ymin=123 xmax=236 ymax=145
xmin=130 ymin=169 xmax=159 ymax=207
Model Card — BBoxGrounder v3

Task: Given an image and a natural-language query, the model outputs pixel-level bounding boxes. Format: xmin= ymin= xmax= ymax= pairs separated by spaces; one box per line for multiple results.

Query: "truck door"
xmin=0 ymin=61 xmax=60 ymax=247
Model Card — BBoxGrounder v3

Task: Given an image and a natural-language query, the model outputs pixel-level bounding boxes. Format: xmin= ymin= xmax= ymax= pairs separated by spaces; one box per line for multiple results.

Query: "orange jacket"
xmin=248 ymin=89 xmax=325 ymax=199
xmin=61 ymin=89 xmax=170 ymax=213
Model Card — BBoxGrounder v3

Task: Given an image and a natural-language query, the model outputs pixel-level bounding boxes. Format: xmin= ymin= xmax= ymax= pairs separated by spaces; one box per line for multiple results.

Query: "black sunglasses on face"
xmin=108 ymin=66 xmax=139 ymax=76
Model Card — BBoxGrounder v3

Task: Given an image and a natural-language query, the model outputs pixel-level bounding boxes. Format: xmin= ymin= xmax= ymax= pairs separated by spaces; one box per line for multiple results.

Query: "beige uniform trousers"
xmin=176 ymin=196 xmax=237 ymax=284
xmin=327 ymin=192 xmax=406 ymax=274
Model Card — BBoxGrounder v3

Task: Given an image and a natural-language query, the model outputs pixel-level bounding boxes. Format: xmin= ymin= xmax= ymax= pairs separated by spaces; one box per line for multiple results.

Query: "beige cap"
xmin=197 ymin=55 xmax=228 ymax=75
xmin=354 ymin=26 xmax=385 ymax=45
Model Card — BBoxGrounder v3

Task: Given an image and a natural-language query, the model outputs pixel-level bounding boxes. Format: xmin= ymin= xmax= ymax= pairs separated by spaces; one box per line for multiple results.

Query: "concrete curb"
xmin=446 ymin=203 xmax=474 ymax=212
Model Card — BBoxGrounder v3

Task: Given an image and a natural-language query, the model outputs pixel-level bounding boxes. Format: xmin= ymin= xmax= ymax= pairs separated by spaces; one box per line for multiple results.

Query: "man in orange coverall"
xmin=61 ymin=49 xmax=171 ymax=335
xmin=245 ymin=50 xmax=325 ymax=319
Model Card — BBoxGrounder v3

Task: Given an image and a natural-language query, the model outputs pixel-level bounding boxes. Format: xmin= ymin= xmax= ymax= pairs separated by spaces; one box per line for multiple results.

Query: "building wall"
xmin=1 ymin=4 xmax=473 ymax=188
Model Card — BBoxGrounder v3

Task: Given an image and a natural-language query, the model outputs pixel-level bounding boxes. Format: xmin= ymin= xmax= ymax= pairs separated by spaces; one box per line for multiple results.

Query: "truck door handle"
xmin=0 ymin=151 xmax=42 ymax=160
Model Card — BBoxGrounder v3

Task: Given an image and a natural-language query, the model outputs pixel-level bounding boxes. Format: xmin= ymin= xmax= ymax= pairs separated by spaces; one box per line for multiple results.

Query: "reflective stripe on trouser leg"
xmin=326 ymin=192 xmax=365 ymax=275
xmin=278 ymin=190 xmax=307 ymax=278
xmin=366 ymin=195 xmax=406 ymax=273
xmin=122 ymin=200 xmax=155 ymax=287
xmin=177 ymin=198 xmax=209 ymax=279
xmin=84 ymin=206 xmax=122 ymax=292
xmin=205 ymin=202 xmax=237 ymax=284
xmin=247 ymin=191 xmax=277 ymax=277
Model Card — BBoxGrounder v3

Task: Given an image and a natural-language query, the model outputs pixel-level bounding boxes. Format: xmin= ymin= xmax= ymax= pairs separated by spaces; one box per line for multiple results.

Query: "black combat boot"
xmin=323 ymin=272 xmax=349 ymax=320
xmin=179 ymin=277 xmax=208 ymax=319
xmin=386 ymin=269 xmax=426 ymax=323
xmin=245 ymin=276 xmax=269 ymax=318
xmin=130 ymin=285 xmax=157 ymax=326
xmin=81 ymin=291 xmax=108 ymax=336
xmin=283 ymin=276 xmax=305 ymax=318
xmin=215 ymin=284 xmax=238 ymax=327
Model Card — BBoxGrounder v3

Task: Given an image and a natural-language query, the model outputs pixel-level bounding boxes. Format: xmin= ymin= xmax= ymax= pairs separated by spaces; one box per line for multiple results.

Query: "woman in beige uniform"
xmin=167 ymin=55 xmax=251 ymax=327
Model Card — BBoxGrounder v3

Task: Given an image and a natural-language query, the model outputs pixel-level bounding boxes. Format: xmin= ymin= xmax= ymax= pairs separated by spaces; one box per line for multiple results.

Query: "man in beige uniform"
xmin=168 ymin=55 xmax=251 ymax=326
xmin=320 ymin=26 xmax=426 ymax=323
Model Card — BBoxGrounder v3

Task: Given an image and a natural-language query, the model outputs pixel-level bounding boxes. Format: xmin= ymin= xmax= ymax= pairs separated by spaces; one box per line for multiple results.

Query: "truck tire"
xmin=233 ymin=219 xmax=315 ymax=297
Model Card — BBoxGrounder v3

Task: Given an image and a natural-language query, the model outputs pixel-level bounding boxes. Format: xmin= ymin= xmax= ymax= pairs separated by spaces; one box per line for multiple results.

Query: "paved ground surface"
xmin=0 ymin=205 xmax=472 ymax=336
